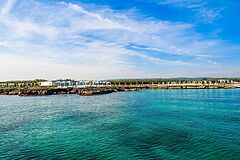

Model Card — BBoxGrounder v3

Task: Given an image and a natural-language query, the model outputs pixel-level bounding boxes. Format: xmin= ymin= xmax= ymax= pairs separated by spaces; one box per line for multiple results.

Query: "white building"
xmin=38 ymin=81 xmax=53 ymax=87
xmin=233 ymin=81 xmax=240 ymax=88
xmin=49 ymin=80 xmax=111 ymax=88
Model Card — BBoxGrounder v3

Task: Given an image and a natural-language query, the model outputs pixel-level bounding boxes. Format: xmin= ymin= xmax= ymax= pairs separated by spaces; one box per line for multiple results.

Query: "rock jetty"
xmin=0 ymin=86 xmax=145 ymax=97
xmin=0 ymin=84 xmax=236 ymax=97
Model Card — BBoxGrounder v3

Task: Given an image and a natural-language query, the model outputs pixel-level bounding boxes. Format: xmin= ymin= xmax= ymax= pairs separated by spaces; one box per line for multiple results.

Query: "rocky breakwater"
xmin=0 ymin=88 xmax=75 ymax=96
xmin=78 ymin=86 xmax=146 ymax=96
xmin=79 ymin=88 xmax=114 ymax=96
xmin=0 ymin=88 xmax=19 ymax=95
xmin=0 ymin=86 xmax=143 ymax=96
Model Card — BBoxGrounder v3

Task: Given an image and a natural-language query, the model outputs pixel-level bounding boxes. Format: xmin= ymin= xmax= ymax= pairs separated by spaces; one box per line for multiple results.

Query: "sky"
xmin=0 ymin=0 xmax=240 ymax=80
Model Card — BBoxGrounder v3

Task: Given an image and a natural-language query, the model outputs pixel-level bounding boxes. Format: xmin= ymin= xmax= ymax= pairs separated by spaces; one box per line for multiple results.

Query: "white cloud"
xmin=0 ymin=0 xmax=16 ymax=15
xmin=0 ymin=53 xmax=135 ymax=81
xmin=159 ymin=0 xmax=206 ymax=8
xmin=0 ymin=0 xmax=239 ymax=80
xmin=158 ymin=0 xmax=221 ymax=23
xmin=197 ymin=8 xmax=221 ymax=23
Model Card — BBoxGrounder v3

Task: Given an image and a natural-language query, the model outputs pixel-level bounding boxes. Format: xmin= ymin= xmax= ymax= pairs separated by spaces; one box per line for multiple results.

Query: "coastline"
xmin=0 ymin=84 xmax=238 ymax=96
xmin=0 ymin=86 xmax=142 ymax=96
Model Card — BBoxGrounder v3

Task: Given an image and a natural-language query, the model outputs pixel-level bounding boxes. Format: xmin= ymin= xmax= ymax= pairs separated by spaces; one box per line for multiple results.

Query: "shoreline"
xmin=0 ymin=85 xmax=238 ymax=96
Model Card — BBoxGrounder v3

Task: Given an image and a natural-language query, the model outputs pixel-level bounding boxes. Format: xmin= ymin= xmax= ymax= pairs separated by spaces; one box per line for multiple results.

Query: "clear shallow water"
xmin=0 ymin=89 xmax=240 ymax=160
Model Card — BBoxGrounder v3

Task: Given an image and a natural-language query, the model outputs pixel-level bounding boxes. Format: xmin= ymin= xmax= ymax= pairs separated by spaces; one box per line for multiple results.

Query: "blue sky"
xmin=0 ymin=0 xmax=239 ymax=80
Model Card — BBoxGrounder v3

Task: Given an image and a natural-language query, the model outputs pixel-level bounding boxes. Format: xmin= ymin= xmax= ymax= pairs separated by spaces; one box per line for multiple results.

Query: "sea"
xmin=0 ymin=89 xmax=240 ymax=160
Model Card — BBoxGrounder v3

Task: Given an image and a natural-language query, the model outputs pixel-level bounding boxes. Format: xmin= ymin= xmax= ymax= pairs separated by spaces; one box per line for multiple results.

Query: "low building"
xmin=50 ymin=80 xmax=111 ymax=88
xmin=38 ymin=81 xmax=53 ymax=87
xmin=52 ymin=80 xmax=79 ymax=87
xmin=233 ymin=81 xmax=240 ymax=88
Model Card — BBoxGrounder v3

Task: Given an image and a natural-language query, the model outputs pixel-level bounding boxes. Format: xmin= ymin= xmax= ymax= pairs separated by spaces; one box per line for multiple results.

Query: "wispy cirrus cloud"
xmin=0 ymin=0 xmax=239 ymax=80
xmin=159 ymin=0 xmax=206 ymax=8
xmin=157 ymin=0 xmax=222 ymax=23
xmin=0 ymin=0 xmax=15 ymax=15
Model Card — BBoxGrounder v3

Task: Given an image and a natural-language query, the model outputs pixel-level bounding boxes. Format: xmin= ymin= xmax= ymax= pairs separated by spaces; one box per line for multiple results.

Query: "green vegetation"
xmin=0 ymin=79 xmax=47 ymax=88
xmin=109 ymin=78 xmax=240 ymax=85
xmin=1 ymin=78 xmax=240 ymax=89
xmin=0 ymin=79 xmax=47 ymax=84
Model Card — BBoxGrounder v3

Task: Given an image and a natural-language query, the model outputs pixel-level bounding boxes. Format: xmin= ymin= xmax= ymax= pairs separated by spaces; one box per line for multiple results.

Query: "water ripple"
xmin=0 ymin=90 xmax=240 ymax=159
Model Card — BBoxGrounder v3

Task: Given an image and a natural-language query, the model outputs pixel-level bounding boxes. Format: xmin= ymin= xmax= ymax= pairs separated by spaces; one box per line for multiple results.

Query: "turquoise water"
xmin=0 ymin=89 xmax=240 ymax=160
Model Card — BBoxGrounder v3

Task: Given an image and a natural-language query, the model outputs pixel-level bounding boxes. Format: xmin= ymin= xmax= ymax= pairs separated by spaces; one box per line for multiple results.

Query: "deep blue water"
xmin=0 ymin=89 xmax=240 ymax=160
